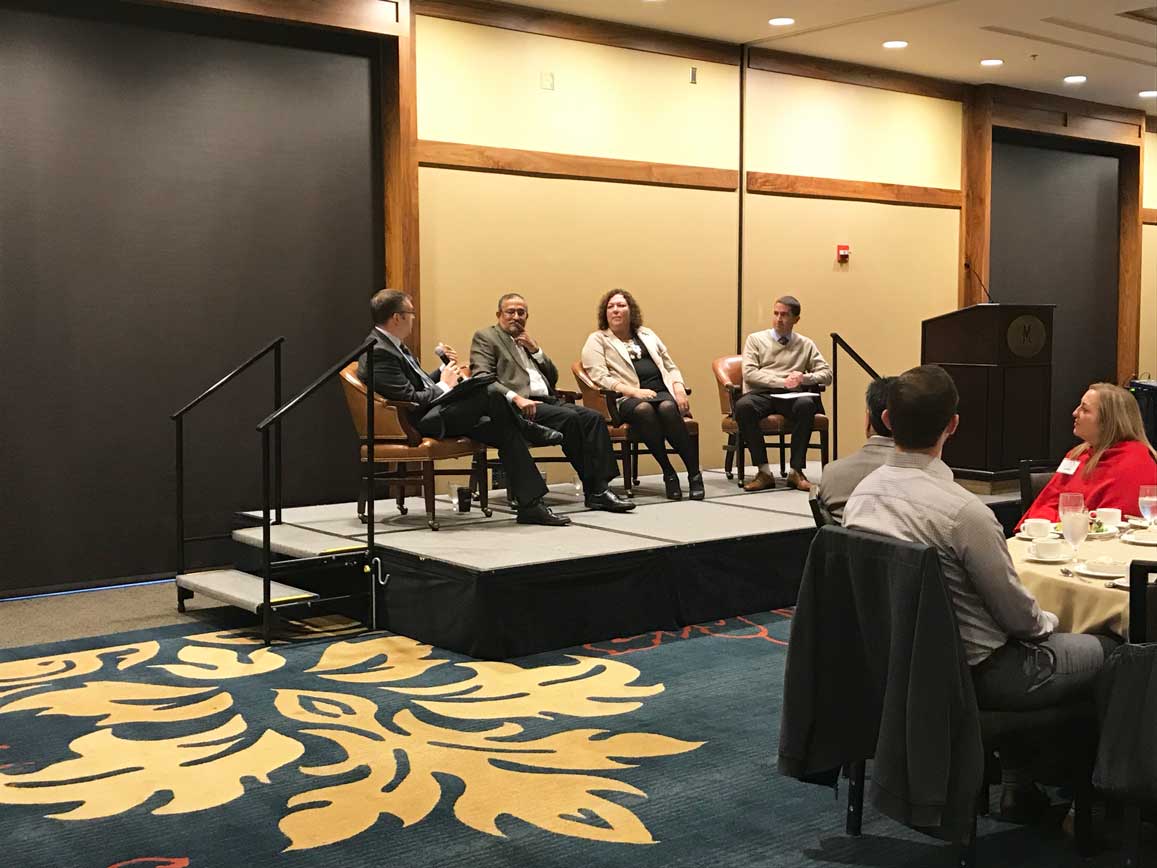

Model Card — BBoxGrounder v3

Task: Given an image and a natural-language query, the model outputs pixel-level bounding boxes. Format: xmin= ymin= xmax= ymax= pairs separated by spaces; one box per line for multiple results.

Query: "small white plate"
xmin=1016 ymin=531 xmax=1061 ymax=542
xmin=1122 ymin=532 xmax=1157 ymax=547
xmin=1111 ymin=574 xmax=1157 ymax=590
xmin=1025 ymin=554 xmax=1072 ymax=564
xmin=1129 ymin=517 xmax=1154 ymax=530
xmin=1075 ymin=561 xmax=1129 ymax=579
xmin=1086 ymin=528 xmax=1122 ymax=540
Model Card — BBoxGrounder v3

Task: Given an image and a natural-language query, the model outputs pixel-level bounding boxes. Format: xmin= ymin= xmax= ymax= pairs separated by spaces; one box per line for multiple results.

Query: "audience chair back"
xmin=1018 ymin=458 xmax=1058 ymax=514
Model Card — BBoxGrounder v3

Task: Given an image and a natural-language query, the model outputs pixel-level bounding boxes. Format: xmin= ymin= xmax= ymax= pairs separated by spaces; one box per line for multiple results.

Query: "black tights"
xmin=621 ymin=399 xmax=699 ymax=476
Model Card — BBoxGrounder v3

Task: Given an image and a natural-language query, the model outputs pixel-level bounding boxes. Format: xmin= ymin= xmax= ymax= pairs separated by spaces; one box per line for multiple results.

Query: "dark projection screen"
xmin=989 ymin=137 xmax=1120 ymax=458
xmin=0 ymin=3 xmax=380 ymax=595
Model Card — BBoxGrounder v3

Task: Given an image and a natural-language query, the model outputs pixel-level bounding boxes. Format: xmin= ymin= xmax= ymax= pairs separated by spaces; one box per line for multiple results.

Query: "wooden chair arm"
xmin=600 ymin=390 xmax=625 ymax=426
xmin=724 ymin=383 xmax=742 ymax=416
xmin=555 ymin=389 xmax=581 ymax=404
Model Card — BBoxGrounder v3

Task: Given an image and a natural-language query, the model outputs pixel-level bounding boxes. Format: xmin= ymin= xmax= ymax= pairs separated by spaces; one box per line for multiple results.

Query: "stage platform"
xmin=235 ymin=467 xmax=820 ymax=658
xmin=233 ymin=464 xmax=1022 ymax=658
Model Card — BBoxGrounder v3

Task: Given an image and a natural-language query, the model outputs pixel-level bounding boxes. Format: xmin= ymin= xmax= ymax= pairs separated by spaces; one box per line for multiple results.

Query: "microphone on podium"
xmin=964 ymin=260 xmax=992 ymax=303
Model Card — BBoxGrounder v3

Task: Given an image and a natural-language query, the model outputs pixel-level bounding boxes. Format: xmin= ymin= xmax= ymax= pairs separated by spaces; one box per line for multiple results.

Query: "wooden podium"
xmin=921 ymin=304 xmax=1054 ymax=487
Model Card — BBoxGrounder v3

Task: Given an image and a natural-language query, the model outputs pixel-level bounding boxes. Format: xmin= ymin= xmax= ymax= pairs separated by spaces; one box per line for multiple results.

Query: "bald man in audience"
xmin=735 ymin=295 xmax=832 ymax=491
xmin=812 ymin=376 xmax=896 ymax=523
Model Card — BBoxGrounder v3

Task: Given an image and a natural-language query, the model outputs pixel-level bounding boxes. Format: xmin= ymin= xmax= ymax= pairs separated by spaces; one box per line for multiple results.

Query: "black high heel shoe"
xmin=663 ymin=473 xmax=682 ymax=500
xmin=688 ymin=472 xmax=705 ymax=501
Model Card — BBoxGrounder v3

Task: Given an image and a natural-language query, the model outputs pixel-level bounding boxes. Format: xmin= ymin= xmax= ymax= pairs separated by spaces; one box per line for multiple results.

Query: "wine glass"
xmin=1061 ymin=509 xmax=1090 ymax=561
xmin=1141 ymin=486 xmax=1157 ymax=527
xmin=1058 ymin=492 xmax=1085 ymax=517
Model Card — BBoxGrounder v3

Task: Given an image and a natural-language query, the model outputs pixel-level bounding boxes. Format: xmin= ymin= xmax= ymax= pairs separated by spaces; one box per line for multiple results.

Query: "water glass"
xmin=1058 ymin=492 xmax=1085 ymax=517
xmin=1141 ymin=486 xmax=1157 ymax=526
xmin=1061 ymin=509 xmax=1089 ymax=558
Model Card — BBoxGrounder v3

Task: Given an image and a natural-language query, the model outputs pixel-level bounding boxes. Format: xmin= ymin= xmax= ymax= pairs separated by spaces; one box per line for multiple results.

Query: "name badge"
xmin=1056 ymin=458 xmax=1079 ymax=475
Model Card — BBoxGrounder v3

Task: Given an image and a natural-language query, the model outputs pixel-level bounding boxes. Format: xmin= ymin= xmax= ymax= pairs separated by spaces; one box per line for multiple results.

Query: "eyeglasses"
xmin=500 ymin=308 xmax=528 ymax=318
xmin=397 ymin=309 xmax=417 ymax=318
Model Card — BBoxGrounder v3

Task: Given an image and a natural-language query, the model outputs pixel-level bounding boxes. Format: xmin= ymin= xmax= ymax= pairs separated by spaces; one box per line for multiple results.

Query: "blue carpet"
xmin=0 ymin=612 xmax=1150 ymax=867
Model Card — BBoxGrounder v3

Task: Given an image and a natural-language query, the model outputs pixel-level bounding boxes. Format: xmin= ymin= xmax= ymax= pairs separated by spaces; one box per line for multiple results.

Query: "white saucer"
xmin=1085 ymin=528 xmax=1122 ymax=540
xmin=1075 ymin=561 xmax=1128 ymax=579
xmin=1016 ymin=532 xmax=1061 ymax=542
xmin=1122 ymin=532 xmax=1157 ymax=547
xmin=1025 ymin=554 xmax=1072 ymax=564
xmin=1129 ymin=517 xmax=1154 ymax=530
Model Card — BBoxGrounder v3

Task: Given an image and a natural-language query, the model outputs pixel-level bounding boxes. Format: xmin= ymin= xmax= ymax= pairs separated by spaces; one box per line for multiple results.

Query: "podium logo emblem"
xmin=1006 ymin=315 xmax=1047 ymax=359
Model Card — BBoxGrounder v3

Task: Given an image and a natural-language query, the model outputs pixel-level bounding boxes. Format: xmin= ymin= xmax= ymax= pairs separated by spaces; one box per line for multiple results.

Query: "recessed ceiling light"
xmin=768 ymin=17 xmax=795 ymax=26
xmin=882 ymin=40 xmax=908 ymax=49
xmin=980 ymin=59 xmax=1003 ymax=67
xmin=1140 ymin=90 xmax=1157 ymax=98
xmin=1063 ymin=75 xmax=1087 ymax=84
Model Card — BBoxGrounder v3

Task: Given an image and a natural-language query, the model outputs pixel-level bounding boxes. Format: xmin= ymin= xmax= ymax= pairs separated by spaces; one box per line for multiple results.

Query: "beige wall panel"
xmin=1146 ymin=133 xmax=1157 ymax=210
xmin=1143 ymin=225 xmax=1157 ymax=379
xmin=420 ymin=166 xmax=739 ymax=478
xmin=742 ymin=194 xmax=959 ymax=459
xmin=745 ymin=70 xmax=962 ymax=190
xmin=415 ymin=16 xmax=739 ymax=169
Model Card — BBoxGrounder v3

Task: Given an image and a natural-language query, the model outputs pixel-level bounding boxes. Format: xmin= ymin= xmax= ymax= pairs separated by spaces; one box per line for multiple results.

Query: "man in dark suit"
xmin=357 ymin=289 xmax=570 ymax=526
xmin=470 ymin=292 xmax=633 ymax=513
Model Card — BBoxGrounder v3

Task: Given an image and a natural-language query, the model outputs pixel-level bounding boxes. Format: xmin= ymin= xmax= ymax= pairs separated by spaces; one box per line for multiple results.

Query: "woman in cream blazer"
xmin=581 ymin=289 xmax=702 ymax=500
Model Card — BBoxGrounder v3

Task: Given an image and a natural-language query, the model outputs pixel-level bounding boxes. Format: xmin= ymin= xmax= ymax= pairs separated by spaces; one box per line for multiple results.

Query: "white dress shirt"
xmin=376 ymin=327 xmax=450 ymax=395
xmin=505 ymin=342 xmax=551 ymax=402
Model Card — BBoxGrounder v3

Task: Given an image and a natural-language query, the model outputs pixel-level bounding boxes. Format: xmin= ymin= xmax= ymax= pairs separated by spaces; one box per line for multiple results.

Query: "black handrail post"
xmin=274 ymin=341 xmax=283 ymax=525
xmin=175 ymin=416 xmax=185 ymax=576
xmin=261 ymin=427 xmax=273 ymax=646
xmin=366 ymin=344 xmax=376 ymax=628
xmin=1129 ymin=560 xmax=1155 ymax=643
xmin=831 ymin=335 xmax=839 ymax=459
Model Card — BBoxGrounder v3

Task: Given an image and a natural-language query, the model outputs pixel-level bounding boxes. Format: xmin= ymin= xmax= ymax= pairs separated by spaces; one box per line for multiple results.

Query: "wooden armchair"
xmin=711 ymin=355 xmax=829 ymax=487
xmin=338 ymin=362 xmax=490 ymax=530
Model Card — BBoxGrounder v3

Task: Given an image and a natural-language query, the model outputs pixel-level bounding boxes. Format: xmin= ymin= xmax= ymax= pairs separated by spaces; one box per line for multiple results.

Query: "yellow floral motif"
xmin=0 ymin=631 xmax=703 ymax=851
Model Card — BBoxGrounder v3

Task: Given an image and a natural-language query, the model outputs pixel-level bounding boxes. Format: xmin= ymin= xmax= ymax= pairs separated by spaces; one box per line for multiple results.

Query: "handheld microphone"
xmin=964 ymin=260 xmax=992 ymax=303
xmin=434 ymin=343 xmax=449 ymax=364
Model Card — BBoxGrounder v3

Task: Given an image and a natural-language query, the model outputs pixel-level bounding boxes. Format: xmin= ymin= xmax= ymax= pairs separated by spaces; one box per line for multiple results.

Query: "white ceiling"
xmin=489 ymin=0 xmax=1157 ymax=112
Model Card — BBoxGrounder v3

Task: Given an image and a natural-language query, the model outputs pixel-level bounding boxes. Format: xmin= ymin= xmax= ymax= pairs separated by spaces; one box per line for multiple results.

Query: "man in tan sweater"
xmin=735 ymin=296 xmax=832 ymax=491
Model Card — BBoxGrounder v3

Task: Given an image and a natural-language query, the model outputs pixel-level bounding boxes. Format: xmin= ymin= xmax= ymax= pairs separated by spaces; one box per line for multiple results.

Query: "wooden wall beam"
xmin=129 ymin=0 xmax=404 ymax=35
xmin=959 ymin=86 xmax=992 ymax=308
xmin=413 ymin=0 xmax=739 ymax=66
xmin=1144 ymin=208 xmax=1157 ymax=226
xmin=418 ymin=140 xmax=740 ymax=191
xmin=990 ymin=86 xmax=1145 ymax=147
xmin=745 ymin=172 xmax=961 ymax=209
xmin=1147 ymin=116 xmax=1157 ymax=135
xmin=383 ymin=0 xmax=422 ymax=348
xmin=1119 ymin=147 xmax=1142 ymax=382
xmin=747 ymin=47 xmax=967 ymax=102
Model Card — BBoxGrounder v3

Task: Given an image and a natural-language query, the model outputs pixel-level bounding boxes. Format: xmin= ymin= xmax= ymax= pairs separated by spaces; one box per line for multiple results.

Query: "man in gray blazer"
xmin=812 ymin=376 xmax=896 ymax=523
xmin=470 ymin=293 xmax=633 ymax=513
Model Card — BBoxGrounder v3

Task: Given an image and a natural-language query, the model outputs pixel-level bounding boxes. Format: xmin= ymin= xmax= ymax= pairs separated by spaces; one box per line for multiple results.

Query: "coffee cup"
xmin=1022 ymin=518 xmax=1053 ymax=539
xmin=1094 ymin=508 xmax=1122 ymax=527
xmin=1030 ymin=538 xmax=1065 ymax=559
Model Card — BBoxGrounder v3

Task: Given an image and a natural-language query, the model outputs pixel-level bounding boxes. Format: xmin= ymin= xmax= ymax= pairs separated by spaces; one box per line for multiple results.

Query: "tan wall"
xmin=742 ymin=73 xmax=962 ymax=459
xmin=415 ymin=16 xmax=739 ymax=168
xmin=1143 ymin=225 xmax=1157 ymax=380
xmin=744 ymin=70 xmax=962 ymax=189
xmin=420 ymin=167 xmax=739 ymax=477
xmin=741 ymin=195 xmax=959 ymax=459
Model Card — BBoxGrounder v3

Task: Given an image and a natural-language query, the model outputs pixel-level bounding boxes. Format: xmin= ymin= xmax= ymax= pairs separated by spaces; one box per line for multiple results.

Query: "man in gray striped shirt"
xmin=845 ymin=365 xmax=1115 ymax=820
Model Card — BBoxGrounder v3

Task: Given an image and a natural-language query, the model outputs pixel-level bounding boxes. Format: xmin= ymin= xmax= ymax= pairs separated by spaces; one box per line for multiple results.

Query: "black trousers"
xmin=531 ymin=399 xmax=619 ymax=493
xmin=417 ymin=389 xmax=547 ymax=507
xmin=733 ymin=390 xmax=821 ymax=471
xmin=619 ymin=394 xmax=699 ymax=475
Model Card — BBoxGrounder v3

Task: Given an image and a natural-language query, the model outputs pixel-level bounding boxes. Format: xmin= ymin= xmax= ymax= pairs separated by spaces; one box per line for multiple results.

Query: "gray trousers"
xmin=972 ymin=633 xmax=1119 ymax=711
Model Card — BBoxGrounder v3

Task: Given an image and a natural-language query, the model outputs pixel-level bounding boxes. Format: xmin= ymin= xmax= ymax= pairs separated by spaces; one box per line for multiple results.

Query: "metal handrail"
xmin=830 ymin=333 xmax=882 ymax=458
xmin=173 ymin=337 xmax=285 ymax=578
xmin=255 ymin=338 xmax=378 ymax=643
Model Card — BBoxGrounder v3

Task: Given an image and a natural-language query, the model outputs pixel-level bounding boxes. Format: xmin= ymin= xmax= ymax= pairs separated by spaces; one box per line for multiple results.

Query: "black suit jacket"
xmin=356 ymin=328 xmax=447 ymax=435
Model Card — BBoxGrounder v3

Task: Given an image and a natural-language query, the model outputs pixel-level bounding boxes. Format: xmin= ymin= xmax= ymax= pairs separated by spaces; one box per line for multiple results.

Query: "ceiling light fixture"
xmin=768 ymin=17 xmax=795 ymax=26
xmin=980 ymin=59 xmax=1003 ymax=67
xmin=1063 ymin=75 xmax=1087 ymax=84
xmin=1140 ymin=90 xmax=1157 ymax=98
xmin=882 ymin=40 xmax=908 ymax=49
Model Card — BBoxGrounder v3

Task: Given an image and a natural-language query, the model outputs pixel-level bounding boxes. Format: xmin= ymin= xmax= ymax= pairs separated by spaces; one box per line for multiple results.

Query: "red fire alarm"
xmin=836 ymin=244 xmax=851 ymax=264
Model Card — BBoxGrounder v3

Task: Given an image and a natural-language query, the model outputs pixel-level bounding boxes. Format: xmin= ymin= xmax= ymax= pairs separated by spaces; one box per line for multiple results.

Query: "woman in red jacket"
xmin=1019 ymin=382 xmax=1157 ymax=525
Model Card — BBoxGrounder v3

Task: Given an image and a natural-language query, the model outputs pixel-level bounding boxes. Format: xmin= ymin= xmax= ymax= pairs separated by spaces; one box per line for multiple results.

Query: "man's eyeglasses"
xmin=500 ymin=308 xmax=528 ymax=318
xmin=398 ymin=309 xmax=417 ymax=318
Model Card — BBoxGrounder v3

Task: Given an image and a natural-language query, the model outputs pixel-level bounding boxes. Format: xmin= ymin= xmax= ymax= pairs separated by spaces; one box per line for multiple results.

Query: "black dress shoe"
xmin=584 ymin=490 xmax=636 ymax=512
xmin=688 ymin=472 xmax=705 ymax=500
xmin=516 ymin=500 xmax=572 ymax=526
xmin=516 ymin=417 xmax=564 ymax=447
xmin=663 ymin=473 xmax=682 ymax=500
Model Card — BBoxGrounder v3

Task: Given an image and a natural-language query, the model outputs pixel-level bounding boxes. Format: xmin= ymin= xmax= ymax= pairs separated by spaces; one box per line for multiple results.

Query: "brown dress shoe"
xmin=786 ymin=469 xmax=812 ymax=492
xmin=743 ymin=470 xmax=776 ymax=492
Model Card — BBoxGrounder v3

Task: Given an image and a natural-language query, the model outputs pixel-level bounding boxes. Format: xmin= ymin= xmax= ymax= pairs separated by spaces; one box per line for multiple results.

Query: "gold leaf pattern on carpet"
xmin=0 ymin=628 xmax=703 ymax=850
